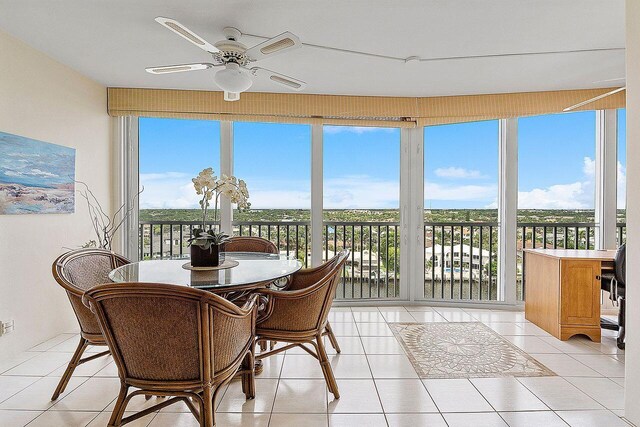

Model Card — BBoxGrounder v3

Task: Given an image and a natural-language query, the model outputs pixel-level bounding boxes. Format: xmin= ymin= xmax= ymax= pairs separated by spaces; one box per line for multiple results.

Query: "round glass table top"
xmin=108 ymin=252 xmax=302 ymax=290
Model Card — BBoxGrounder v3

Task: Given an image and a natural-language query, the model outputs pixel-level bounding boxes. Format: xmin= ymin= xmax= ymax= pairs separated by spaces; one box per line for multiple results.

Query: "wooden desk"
xmin=524 ymin=249 xmax=616 ymax=342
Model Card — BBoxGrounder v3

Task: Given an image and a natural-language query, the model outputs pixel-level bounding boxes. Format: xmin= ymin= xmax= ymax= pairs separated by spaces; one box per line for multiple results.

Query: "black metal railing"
xmin=324 ymin=222 xmax=400 ymax=300
xmin=423 ymin=222 xmax=499 ymax=301
xmin=617 ymin=223 xmax=627 ymax=245
xmin=139 ymin=220 xmax=628 ymax=302
xmin=235 ymin=221 xmax=310 ymax=267
xmin=138 ymin=220 xmax=310 ymax=266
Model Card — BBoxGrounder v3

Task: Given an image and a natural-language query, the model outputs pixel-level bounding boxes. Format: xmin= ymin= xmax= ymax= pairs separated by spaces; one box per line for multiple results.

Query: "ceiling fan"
xmin=563 ymin=78 xmax=626 ymax=112
xmin=146 ymin=17 xmax=306 ymax=101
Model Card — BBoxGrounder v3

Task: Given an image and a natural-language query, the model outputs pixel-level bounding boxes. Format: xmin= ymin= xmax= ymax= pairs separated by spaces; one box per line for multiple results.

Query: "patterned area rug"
xmin=389 ymin=322 xmax=556 ymax=379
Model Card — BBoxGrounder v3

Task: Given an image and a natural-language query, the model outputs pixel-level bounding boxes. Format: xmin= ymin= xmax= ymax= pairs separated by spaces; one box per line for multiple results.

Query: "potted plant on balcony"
xmin=187 ymin=167 xmax=250 ymax=267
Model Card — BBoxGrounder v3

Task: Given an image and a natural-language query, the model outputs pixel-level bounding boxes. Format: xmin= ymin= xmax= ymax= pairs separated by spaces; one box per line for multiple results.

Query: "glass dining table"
xmin=108 ymin=252 xmax=303 ymax=295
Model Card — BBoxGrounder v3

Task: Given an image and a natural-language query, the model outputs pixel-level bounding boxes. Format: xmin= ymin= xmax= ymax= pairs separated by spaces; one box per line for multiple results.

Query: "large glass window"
xmin=517 ymin=111 xmax=596 ymax=299
xmin=617 ymin=109 xmax=626 ymax=239
xmin=138 ymin=117 xmax=221 ymax=259
xmin=233 ymin=122 xmax=311 ymax=263
xmin=323 ymin=126 xmax=401 ymax=299
xmin=423 ymin=121 xmax=499 ymax=300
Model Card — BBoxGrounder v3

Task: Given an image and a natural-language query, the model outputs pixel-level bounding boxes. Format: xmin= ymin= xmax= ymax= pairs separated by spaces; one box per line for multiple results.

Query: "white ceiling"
xmin=0 ymin=0 xmax=625 ymax=97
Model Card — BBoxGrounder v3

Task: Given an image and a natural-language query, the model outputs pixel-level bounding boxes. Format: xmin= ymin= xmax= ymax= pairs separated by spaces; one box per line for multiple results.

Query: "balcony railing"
xmin=424 ymin=222 xmax=499 ymax=301
xmin=139 ymin=220 xmax=400 ymax=300
xmin=139 ymin=220 xmax=626 ymax=303
xmin=324 ymin=222 xmax=400 ymax=300
xmin=139 ymin=220 xmax=310 ymax=266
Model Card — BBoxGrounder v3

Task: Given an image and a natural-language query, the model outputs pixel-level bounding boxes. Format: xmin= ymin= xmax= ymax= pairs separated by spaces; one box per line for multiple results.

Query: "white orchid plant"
xmin=187 ymin=167 xmax=250 ymax=250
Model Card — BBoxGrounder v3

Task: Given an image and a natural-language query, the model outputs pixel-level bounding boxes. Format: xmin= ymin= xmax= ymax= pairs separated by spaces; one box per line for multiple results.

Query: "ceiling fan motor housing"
xmin=213 ymin=39 xmax=250 ymax=65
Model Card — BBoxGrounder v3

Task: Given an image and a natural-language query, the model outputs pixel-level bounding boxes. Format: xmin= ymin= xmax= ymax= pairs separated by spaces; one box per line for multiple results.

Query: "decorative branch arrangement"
xmin=76 ymin=181 xmax=143 ymax=251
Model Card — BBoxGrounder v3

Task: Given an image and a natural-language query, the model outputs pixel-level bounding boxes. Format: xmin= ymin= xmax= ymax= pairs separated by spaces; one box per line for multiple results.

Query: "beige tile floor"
xmin=0 ymin=306 xmax=631 ymax=427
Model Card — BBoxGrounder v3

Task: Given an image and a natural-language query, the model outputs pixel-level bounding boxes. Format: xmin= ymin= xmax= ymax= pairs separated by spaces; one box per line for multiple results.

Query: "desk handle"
xmin=596 ymin=275 xmax=601 ymax=281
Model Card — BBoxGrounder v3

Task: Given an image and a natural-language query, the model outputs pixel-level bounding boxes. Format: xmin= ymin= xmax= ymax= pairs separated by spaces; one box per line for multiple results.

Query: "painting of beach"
xmin=0 ymin=131 xmax=75 ymax=214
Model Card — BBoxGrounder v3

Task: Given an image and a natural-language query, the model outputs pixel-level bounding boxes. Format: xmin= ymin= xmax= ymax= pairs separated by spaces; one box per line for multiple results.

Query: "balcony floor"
xmin=0 ymin=306 xmax=628 ymax=427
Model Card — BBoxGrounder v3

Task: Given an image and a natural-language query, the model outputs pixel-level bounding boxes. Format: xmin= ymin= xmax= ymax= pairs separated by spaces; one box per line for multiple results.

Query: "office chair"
xmin=600 ymin=243 xmax=626 ymax=350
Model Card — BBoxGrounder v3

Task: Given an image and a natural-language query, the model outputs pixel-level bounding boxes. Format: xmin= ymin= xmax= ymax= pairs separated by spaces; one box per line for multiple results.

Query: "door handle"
xmin=596 ymin=275 xmax=601 ymax=280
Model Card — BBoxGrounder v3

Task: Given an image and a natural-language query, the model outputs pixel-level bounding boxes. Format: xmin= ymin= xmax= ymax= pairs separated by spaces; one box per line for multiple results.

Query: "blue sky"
xmin=139 ymin=111 xmax=626 ymax=210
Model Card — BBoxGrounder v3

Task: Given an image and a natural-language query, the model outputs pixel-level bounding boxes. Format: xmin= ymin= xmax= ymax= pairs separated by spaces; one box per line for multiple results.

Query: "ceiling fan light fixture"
xmin=214 ymin=63 xmax=253 ymax=93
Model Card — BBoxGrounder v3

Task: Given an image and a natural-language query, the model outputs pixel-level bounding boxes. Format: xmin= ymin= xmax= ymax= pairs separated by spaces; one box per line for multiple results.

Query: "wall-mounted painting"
xmin=0 ymin=131 xmax=75 ymax=214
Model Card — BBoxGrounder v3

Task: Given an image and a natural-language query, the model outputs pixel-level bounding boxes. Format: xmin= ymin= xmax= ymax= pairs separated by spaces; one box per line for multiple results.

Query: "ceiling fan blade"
xmin=155 ymin=16 xmax=219 ymax=54
xmin=250 ymin=67 xmax=306 ymax=91
xmin=224 ymin=91 xmax=241 ymax=102
xmin=145 ymin=63 xmax=217 ymax=74
xmin=245 ymin=32 xmax=301 ymax=61
xmin=563 ymin=87 xmax=626 ymax=112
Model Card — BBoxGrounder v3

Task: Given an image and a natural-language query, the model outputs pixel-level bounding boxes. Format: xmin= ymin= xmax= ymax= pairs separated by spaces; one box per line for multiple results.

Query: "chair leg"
xmin=51 ymin=337 xmax=89 ymax=400
xmin=107 ymin=383 xmax=129 ymax=427
xmin=316 ymin=334 xmax=340 ymax=399
xmin=241 ymin=351 xmax=256 ymax=399
xmin=325 ymin=322 xmax=341 ymax=354
xmin=617 ymin=297 xmax=626 ymax=349
xmin=201 ymin=385 xmax=215 ymax=427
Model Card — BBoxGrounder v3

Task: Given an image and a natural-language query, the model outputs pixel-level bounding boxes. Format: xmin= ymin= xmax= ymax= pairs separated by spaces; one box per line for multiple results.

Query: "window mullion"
xmin=498 ymin=118 xmax=518 ymax=304
xmin=220 ymin=121 xmax=233 ymax=235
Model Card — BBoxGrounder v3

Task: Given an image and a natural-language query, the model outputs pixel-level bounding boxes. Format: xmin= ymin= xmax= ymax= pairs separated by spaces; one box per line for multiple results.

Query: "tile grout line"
xmin=354 ymin=307 xmax=390 ymax=427
xmin=266 ymin=343 xmax=287 ymax=427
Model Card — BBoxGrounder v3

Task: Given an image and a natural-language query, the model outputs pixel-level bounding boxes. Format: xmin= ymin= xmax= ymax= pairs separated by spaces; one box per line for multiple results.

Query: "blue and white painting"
xmin=0 ymin=131 xmax=75 ymax=214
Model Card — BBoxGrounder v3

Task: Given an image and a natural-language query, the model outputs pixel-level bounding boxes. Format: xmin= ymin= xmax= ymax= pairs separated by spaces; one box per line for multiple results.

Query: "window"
xmin=517 ymin=111 xmax=596 ymax=299
xmin=617 ymin=109 xmax=626 ymax=236
xmin=139 ymin=118 xmax=221 ymax=259
xmin=424 ymin=120 xmax=499 ymax=300
xmin=518 ymin=112 xmax=596 ymax=222
xmin=323 ymin=126 xmax=401 ymax=299
xmin=233 ymin=122 xmax=311 ymax=263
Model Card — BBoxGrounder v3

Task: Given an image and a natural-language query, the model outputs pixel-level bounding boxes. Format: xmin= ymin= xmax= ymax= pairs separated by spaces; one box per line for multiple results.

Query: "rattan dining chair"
xmin=254 ymin=250 xmax=350 ymax=398
xmin=224 ymin=236 xmax=278 ymax=254
xmin=83 ymin=282 xmax=257 ymax=427
xmin=50 ymin=248 xmax=130 ymax=401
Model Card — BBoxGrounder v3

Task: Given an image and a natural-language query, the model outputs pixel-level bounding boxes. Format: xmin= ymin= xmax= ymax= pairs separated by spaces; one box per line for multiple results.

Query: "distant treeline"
xmin=139 ymin=208 xmax=626 ymax=223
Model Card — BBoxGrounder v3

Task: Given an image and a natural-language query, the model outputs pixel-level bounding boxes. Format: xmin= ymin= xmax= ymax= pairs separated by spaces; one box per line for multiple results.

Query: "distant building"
xmin=425 ymin=244 xmax=491 ymax=280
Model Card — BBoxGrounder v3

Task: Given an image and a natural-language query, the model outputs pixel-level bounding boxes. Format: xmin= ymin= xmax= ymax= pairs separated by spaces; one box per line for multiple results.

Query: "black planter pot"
xmin=190 ymin=243 xmax=223 ymax=267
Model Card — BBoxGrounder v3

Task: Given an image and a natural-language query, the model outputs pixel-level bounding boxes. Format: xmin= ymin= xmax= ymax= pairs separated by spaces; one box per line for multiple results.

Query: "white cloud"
xmin=516 ymin=156 xmax=600 ymax=209
xmin=140 ymin=172 xmax=312 ymax=209
xmin=139 ymin=173 xmax=199 ymax=209
xmin=425 ymin=182 xmax=497 ymax=202
xmin=518 ymin=181 xmax=592 ymax=209
xmin=323 ymin=126 xmax=395 ymax=135
xmin=324 ymin=175 xmax=399 ymax=209
xmin=29 ymin=169 xmax=58 ymax=178
xmin=583 ymin=157 xmax=595 ymax=177
xmin=3 ymin=169 xmax=58 ymax=178
xmin=248 ymin=190 xmax=311 ymax=209
xmin=618 ymin=160 xmax=626 ymax=209
xmin=434 ymin=167 xmax=486 ymax=179
xmin=139 ymin=172 xmax=190 ymax=181
xmin=139 ymin=157 xmax=629 ymax=211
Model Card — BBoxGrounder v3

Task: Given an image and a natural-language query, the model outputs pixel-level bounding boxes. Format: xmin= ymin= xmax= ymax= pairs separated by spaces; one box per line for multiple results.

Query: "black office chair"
xmin=600 ymin=243 xmax=626 ymax=349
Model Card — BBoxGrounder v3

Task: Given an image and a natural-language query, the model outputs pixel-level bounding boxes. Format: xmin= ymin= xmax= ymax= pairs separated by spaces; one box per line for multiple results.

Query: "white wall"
xmin=0 ymin=30 xmax=111 ymax=359
xmin=625 ymin=0 xmax=640 ymax=424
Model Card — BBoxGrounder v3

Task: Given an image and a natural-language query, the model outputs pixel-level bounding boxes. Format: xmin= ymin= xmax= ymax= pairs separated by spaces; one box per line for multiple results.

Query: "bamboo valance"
xmin=107 ymin=87 xmax=625 ymax=127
